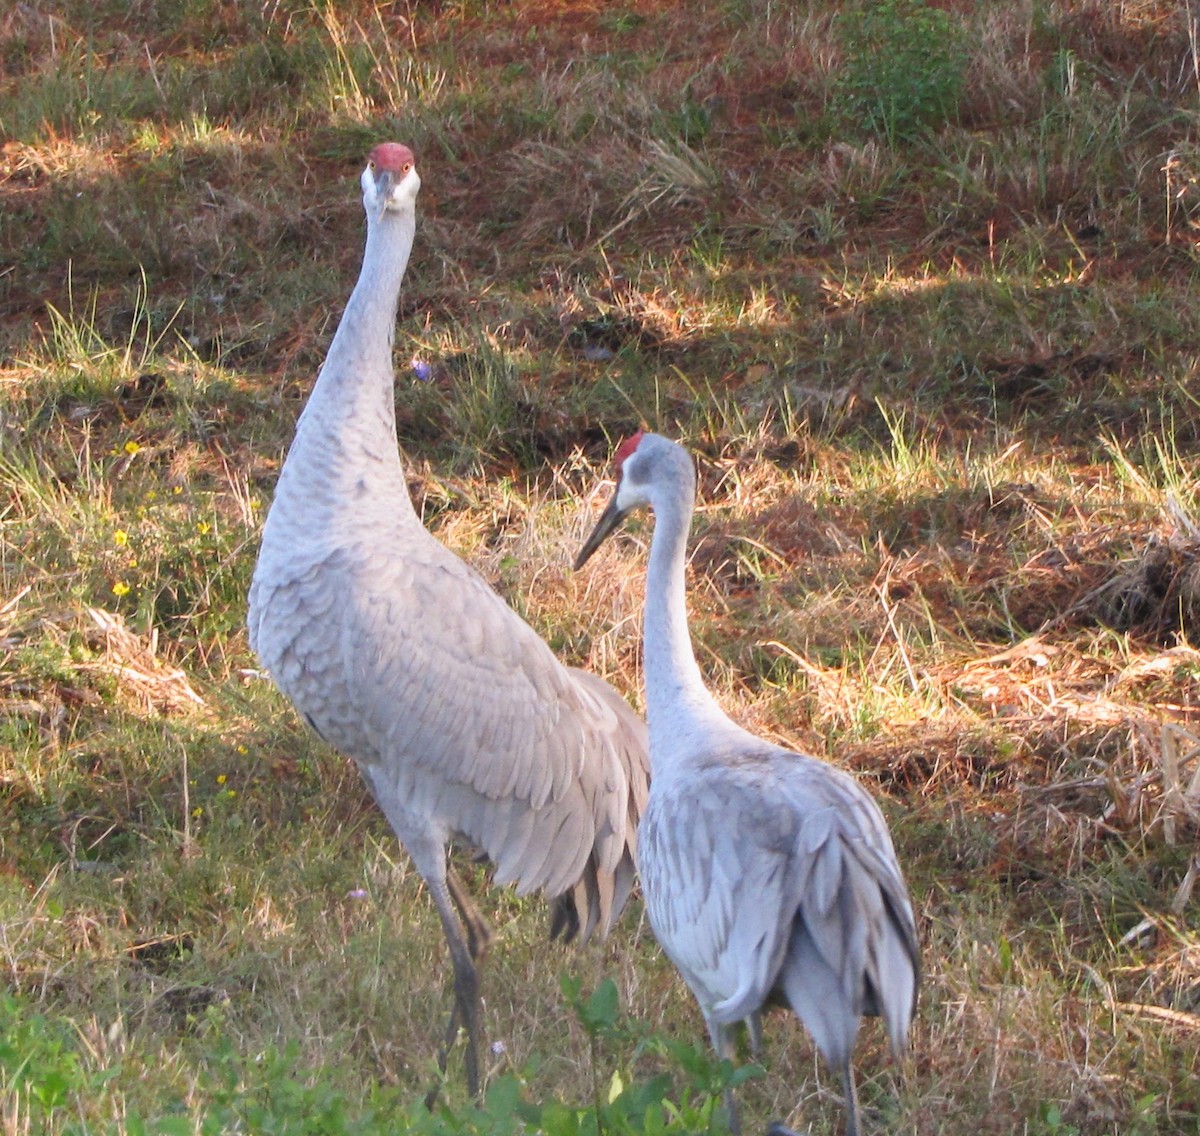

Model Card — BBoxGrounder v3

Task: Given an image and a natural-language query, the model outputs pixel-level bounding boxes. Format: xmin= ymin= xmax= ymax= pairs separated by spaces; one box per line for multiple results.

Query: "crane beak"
xmin=574 ymin=493 xmax=630 ymax=569
xmin=373 ymin=169 xmax=397 ymax=218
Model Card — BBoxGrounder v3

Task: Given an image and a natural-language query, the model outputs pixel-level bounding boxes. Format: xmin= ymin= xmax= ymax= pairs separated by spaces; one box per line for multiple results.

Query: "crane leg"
xmin=760 ymin=1054 xmax=857 ymax=1136
xmin=447 ymin=866 xmax=493 ymax=963
xmin=437 ymin=868 xmax=493 ymax=1053
xmin=706 ymin=1018 xmax=741 ymax=1135
xmin=429 ymin=867 xmax=493 ymax=1099
xmin=422 ymin=870 xmax=485 ymax=1109
xmin=747 ymin=1010 xmax=763 ymax=1057
xmin=839 ymin=1060 xmax=860 ymax=1136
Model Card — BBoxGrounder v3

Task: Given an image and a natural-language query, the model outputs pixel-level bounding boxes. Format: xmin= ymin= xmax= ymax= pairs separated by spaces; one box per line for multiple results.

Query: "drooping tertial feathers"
xmin=575 ymin=431 xmax=918 ymax=1136
xmin=247 ymin=144 xmax=649 ymax=1099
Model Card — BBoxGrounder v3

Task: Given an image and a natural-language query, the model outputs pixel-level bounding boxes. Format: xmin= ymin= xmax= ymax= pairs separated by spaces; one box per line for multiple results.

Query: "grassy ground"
xmin=2 ymin=0 xmax=1200 ymax=1132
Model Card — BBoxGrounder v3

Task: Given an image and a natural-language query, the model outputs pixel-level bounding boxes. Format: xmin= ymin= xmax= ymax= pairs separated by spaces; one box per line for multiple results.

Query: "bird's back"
xmin=638 ymin=734 xmax=917 ymax=1059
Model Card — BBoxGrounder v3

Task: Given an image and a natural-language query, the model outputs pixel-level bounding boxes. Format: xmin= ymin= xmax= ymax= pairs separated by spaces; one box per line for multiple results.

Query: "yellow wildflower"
xmin=113 ymin=529 xmax=128 ymax=546
xmin=112 ymin=581 xmax=130 ymax=596
xmin=123 ymin=440 xmax=141 ymax=455
xmin=216 ymin=774 xmax=227 ymax=785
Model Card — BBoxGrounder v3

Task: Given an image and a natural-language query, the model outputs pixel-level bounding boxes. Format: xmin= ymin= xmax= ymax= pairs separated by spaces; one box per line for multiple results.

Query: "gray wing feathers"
xmin=649 ymin=750 xmax=917 ymax=1066
xmin=260 ymin=526 xmax=648 ymax=937
xmin=780 ymin=922 xmax=857 ymax=1066
xmin=643 ymin=786 xmax=793 ymax=1022
xmin=780 ymin=779 xmax=919 ymax=1063
xmin=560 ymin=667 xmax=648 ymax=939
xmin=869 ymin=899 xmax=920 ymax=1054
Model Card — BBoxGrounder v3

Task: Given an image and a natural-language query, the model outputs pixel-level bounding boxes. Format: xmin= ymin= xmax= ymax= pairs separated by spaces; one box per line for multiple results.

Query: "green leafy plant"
xmin=0 ymin=981 xmax=759 ymax=1136
xmin=833 ymin=0 xmax=968 ymax=143
xmin=0 ymin=993 xmax=87 ymax=1119
xmin=553 ymin=976 xmax=762 ymax=1136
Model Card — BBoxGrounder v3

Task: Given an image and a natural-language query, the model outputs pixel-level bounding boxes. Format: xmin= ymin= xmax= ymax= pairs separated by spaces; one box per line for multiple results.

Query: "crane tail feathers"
xmin=549 ymin=843 xmax=638 ymax=946
xmin=778 ymin=921 xmax=860 ymax=1070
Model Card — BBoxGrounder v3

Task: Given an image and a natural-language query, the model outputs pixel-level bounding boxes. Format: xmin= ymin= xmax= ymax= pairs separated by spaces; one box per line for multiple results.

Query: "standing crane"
xmin=247 ymin=144 xmax=649 ymax=1099
xmin=575 ymin=431 xmax=919 ymax=1136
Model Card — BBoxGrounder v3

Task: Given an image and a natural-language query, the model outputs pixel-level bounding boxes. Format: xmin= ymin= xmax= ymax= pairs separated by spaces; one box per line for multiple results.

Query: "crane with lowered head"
xmin=247 ymin=144 xmax=649 ymax=1100
xmin=575 ymin=430 xmax=919 ymax=1136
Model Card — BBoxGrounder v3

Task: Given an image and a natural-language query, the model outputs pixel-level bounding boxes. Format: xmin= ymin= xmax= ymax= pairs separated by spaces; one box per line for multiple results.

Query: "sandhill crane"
xmin=575 ymin=431 xmax=919 ymax=1136
xmin=246 ymin=144 xmax=649 ymax=1099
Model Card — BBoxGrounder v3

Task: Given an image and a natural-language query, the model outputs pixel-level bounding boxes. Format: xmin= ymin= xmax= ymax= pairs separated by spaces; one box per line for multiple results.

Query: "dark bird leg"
xmin=706 ymin=1019 xmax=742 ymax=1135
xmin=761 ymin=1058 xmax=856 ymax=1136
xmin=436 ymin=868 xmax=494 ymax=1050
xmin=448 ymin=866 xmax=493 ymax=963
xmin=840 ymin=1059 xmax=860 ymax=1136
xmin=429 ymin=867 xmax=494 ymax=1097
xmin=422 ymin=865 xmax=491 ymax=1109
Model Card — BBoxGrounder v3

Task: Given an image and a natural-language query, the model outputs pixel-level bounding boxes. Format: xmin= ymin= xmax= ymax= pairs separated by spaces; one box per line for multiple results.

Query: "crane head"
xmin=361 ymin=142 xmax=420 ymax=219
xmin=574 ymin=429 xmax=648 ymax=569
xmin=574 ymin=430 xmax=698 ymax=569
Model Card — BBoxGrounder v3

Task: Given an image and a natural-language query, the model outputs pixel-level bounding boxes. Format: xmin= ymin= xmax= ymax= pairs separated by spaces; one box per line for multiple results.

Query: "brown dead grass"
xmin=3 ymin=0 xmax=1200 ymax=1130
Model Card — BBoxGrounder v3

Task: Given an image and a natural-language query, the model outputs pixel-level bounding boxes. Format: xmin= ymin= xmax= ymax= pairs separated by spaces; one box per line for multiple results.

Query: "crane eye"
xmin=368 ymin=159 xmax=376 ymax=169
xmin=402 ymin=162 xmax=412 ymax=173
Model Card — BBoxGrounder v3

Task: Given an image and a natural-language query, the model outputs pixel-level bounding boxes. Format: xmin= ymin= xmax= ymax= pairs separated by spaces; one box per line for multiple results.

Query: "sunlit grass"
xmin=2 ymin=0 xmax=1200 ymax=1131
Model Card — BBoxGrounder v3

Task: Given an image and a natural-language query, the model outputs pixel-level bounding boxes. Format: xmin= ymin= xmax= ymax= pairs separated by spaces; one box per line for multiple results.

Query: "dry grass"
xmin=3 ymin=0 xmax=1200 ymax=1132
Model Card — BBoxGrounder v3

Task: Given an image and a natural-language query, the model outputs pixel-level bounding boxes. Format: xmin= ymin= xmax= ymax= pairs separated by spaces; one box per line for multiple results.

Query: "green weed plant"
xmin=834 ymin=0 xmax=968 ymax=144
xmin=0 ymin=981 xmax=749 ymax=1135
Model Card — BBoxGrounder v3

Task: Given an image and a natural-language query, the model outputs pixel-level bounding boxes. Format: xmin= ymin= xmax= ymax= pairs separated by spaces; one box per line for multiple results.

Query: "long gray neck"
xmin=284 ymin=207 xmax=416 ymax=504
xmin=642 ymin=481 xmax=728 ymax=752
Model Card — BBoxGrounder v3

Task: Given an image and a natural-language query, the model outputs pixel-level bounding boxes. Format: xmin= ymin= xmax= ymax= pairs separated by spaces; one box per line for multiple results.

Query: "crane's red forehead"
xmin=367 ymin=142 xmax=415 ymax=171
xmin=613 ymin=429 xmax=645 ymax=470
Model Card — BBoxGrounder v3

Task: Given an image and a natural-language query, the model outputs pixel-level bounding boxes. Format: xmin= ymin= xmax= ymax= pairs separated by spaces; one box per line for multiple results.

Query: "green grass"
xmin=3 ymin=0 xmax=1200 ymax=1132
